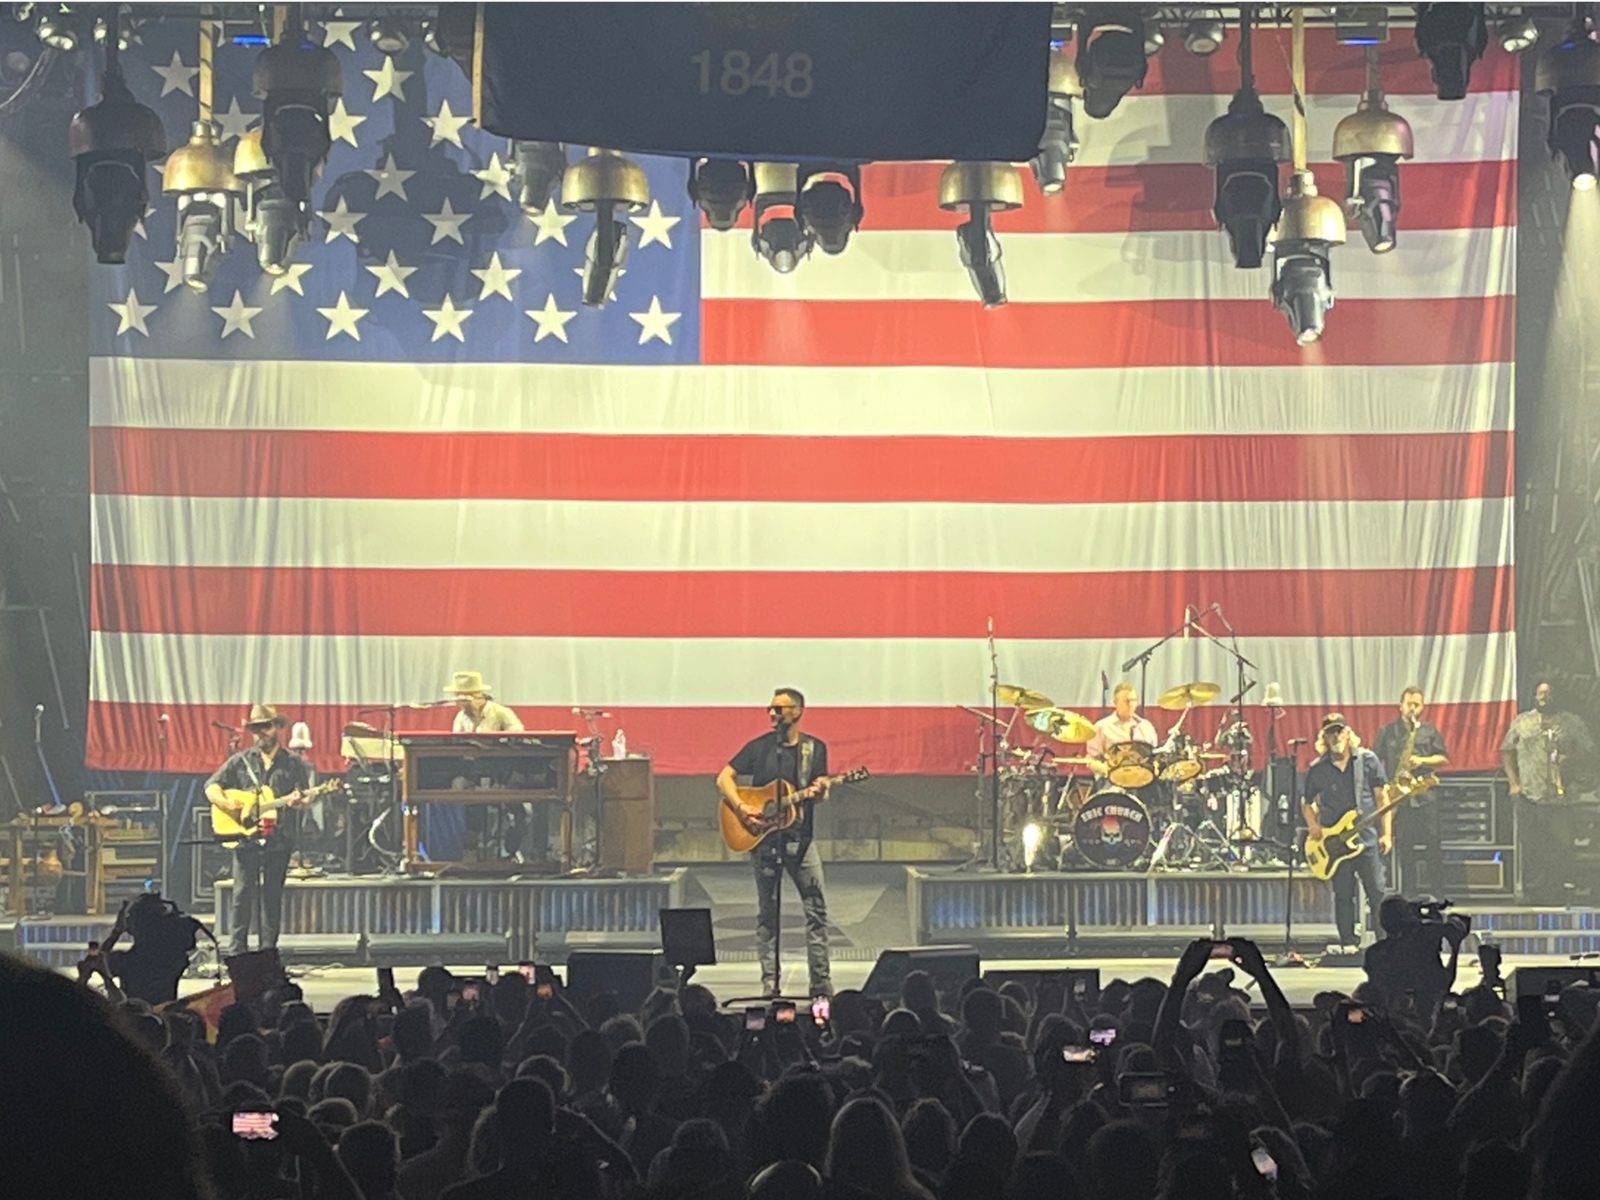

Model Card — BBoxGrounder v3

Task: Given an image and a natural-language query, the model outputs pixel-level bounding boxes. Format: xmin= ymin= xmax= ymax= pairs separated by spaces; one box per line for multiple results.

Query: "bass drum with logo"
xmin=1071 ymin=787 xmax=1153 ymax=870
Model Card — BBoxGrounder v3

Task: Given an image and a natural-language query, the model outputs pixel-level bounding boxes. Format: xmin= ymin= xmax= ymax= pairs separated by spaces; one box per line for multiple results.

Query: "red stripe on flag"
xmin=91 ymin=564 xmax=1515 ymax=640
xmin=1139 ymin=30 xmax=1519 ymax=97
xmin=712 ymin=159 xmax=1517 ymax=235
xmin=701 ymin=296 xmax=1515 ymax=369
xmin=89 ymin=429 xmax=1512 ymax=504
xmin=86 ymin=700 xmax=1520 ymax=776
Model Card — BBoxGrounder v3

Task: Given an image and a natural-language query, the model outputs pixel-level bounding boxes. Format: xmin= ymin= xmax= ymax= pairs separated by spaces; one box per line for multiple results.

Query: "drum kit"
xmin=967 ymin=680 xmax=1282 ymax=874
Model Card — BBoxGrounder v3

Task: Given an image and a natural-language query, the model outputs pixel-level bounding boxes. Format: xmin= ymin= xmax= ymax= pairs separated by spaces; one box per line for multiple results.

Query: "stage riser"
xmin=214 ymin=873 xmax=685 ymax=960
xmin=909 ymin=870 xmax=1334 ymax=944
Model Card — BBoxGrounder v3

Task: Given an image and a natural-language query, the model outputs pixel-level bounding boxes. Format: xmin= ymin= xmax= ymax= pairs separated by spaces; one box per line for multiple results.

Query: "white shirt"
xmin=451 ymin=700 xmax=524 ymax=733
xmin=1086 ymin=712 xmax=1158 ymax=759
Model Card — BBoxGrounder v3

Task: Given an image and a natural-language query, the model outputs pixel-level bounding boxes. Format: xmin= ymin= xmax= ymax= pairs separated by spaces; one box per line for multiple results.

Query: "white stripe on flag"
xmin=89 ymin=630 xmax=1517 ymax=709
xmin=91 ymin=494 xmax=1515 ymax=573
xmin=702 ymin=226 xmax=1517 ymax=304
xmin=89 ymin=359 xmax=1514 ymax=437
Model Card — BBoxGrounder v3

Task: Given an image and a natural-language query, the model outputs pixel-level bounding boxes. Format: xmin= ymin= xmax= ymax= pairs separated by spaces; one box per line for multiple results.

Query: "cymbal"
xmin=1155 ymin=681 xmax=1222 ymax=711
xmin=342 ymin=721 xmax=381 ymax=737
xmin=1053 ymin=756 xmax=1095 ymax=765
xmin=996 ymin=684 xmax=1053 ymax=709
xmin=1199 ymin=751 xmax=1229 ymax=760
xmin=1023 ymin=707 xmax=1097 ymax=743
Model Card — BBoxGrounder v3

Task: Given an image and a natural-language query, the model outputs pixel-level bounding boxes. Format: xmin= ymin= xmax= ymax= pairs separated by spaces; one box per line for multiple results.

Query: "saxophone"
xmin=1393 ymin=717 xmax=1421 ymax=790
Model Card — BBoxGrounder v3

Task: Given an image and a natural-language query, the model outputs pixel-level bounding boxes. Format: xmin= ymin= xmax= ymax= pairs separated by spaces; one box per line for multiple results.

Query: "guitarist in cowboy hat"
xmin=1302 ymin=713 xmax=1392 ymax=952
xmin=204 ymin=704 xmax=311 ymax=955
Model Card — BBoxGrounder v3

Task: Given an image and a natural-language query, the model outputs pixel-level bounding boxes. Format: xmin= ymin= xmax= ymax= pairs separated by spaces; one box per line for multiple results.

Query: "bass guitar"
xmin=719 ymin=767 xmax=870 ymax=853
xmin=211 ymin=780 xmax=342 ymax=843
xmin=1303 ymin=772 xmax=1438 ymax=881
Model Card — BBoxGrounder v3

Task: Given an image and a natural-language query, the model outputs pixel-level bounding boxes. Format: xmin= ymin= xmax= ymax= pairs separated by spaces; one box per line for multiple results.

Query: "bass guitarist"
xmin=204 ymin=704 xmax=311 ymax=956
xmin=1302 ymin=713 xmax=1391 ymax=952
xmin=715 ymin=687 xmax=833 ymax=999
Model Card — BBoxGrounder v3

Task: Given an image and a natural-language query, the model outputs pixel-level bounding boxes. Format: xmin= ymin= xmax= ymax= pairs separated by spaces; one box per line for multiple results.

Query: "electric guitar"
xmin=1303 ymin=772 xmax=1439 ymax=881
xmin=719 ymin=768 xmax=870 ymax=852
xmin=210 ymin=780 xmax=342 ymax=842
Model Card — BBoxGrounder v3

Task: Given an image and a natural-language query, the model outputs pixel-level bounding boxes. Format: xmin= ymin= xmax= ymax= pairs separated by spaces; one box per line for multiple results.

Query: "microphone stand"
xmin=356 ymin=703 xmax=408 ymax=875
xmin=1120 ymin=613 xmax=1205 ymax=709
xmin=989 ymin=620 xmax=1002 ymax=872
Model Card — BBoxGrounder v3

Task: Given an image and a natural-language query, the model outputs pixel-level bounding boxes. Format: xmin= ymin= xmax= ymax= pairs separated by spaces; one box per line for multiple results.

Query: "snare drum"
xmin=1072 ymin=788 xmax=1152 ymax=870
xmin=1104 ymin=740 xmax=1156 ymax=788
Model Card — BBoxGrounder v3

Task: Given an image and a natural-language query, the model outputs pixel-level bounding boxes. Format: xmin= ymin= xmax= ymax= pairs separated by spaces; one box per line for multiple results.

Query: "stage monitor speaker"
xmin=565 ymin=949 xmax=668 ymax=1012
xmin=862 ymin=945 xmax=980 ymax=1002
xmin=659 ymin=908 xmax=716 ymax=968
xmin=225 ymin=948 xmax=287 ymax=1006
xmin=1506 ymin=965 xmax=1600 ymax=1000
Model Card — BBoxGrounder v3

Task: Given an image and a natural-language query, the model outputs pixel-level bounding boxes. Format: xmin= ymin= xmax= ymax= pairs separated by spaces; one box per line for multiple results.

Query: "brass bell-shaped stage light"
xmin=938 ymin=161 xmax=1023 ymax=308
xmin=1537 ymin=19 xmax=1600 ymax=191
xmin=1271 ymin=171 xmax=1346 ymax=344
xmin=234 ymin=128 xmax=301 ymax=274
xmin=252 ymin=18 xmax=341 ymax=216
xmin=751 ymin=161 xmax=812 ymax=272
xmin=798 ymin=164 xmax=862 ymax=255
xmin=562 ymin=148 xmax=650 ymax=307
xmin=1185 ymin=15 xmax=1227 ymax=57
xmin=1203 ymin=15 xmax=1289 ymax=269
xmin=512 ymin=140 xmax=569 ymax=214
xmin=162 ymin=119 xmax=241 ymax=290
xmin=1030 ymin=46 xmax=1082 ymax=194
xmin=69 ymin=16 xmax=166 ymax=264
xmin=1333 ymin=49 xmax=1414 ymax=252
xmin=1076 ymin=6 xmax=1148 ymax=119
xmin=1498 ymin=17 xmax=1539 ymax=55
xmin=689 ymin=158 xmax=752 ymax=231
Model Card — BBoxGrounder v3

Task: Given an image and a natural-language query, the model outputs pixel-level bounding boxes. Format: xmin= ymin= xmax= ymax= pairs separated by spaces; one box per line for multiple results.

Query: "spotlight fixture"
xmin=1536 ymin=20 xmax=1600 ymax=191
xmin=938 ymin=161 xmax=1023 ymax=308
xmin=234 ymin=128 xmax=302 ymax=274
xmin=1030 ymin=46 xmax=1081 ymax=194
xmin=1414 ymin=3 xmax=1487 ymax=101
xmin=561 ymin=147 xmax=649 ymax=307
xmin=1333 ymin=6 xmax=1388 ymax=46
xmin=68 ymin=21 xmax=165 ymax=263
xmin=91 ymin=13 xmax=131 ymax=51
xmin=1203 ymin=17 xmax=1289 ymax=269
xmin=1333 ymin=50 xmax=1413 ymax=252
xmin=798 ymin=164 xmax=863 ymax=255
xmin=162 ymin=119 xmax=241 ymax=289
xmin=750 ymin=161 xmax=812 ymax=273
xmin=1271 ymin=172 xmax=1346 ymax=344
xmin=1498 ymin=17 xmax=1539 ymax=55
xmin=1143 ymin=24 xmax=1165 ymax=57
xmin=1076 ymin=6 xmax=1148 ymax=119
xmin=688 ymin=158 xmax=752 ymax=231
xmin=34 ymin=4 xmax=80 ymax=52
xmin=368 ymin=18 xmax=409 ymax=56
xmin=252 ymin=20 xmax=342 ymax=216
xmin=511 ymin=140 xmax=568 ymax=213
xmin=1184 ymin=16 xmax=1226 ymax=57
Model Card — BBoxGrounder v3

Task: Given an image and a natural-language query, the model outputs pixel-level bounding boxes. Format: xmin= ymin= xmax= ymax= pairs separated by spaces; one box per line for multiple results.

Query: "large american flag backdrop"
xmin=86 ymin=21 xmax=1518 ymax=778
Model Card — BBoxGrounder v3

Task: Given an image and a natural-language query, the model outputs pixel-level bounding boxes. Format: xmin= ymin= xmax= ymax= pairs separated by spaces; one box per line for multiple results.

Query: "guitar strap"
xmin=799 ymin=737 xmax=815 ymax=789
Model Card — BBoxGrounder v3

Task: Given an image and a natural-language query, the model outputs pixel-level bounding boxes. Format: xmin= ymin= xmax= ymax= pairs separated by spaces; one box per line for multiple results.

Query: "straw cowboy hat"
xmin=244 ymin=703 xmax=289 ymax=730
xmin=444 ymin=670 xmax=493 ymax=696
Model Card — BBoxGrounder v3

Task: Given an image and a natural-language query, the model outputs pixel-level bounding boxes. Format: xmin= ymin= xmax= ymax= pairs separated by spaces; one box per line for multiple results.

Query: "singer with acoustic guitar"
xmin=205 ymin=704 xmax=312 ymax=956
xmin=716 ymin=688 xmax=840 ymax=1000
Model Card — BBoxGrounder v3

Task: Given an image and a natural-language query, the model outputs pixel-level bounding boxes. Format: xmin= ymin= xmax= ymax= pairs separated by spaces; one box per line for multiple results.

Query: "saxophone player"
xmin=1502 ymin=680 xmax=1595 ymax=903
xmin=1373 ymin=688 xmax=1449 ymax=898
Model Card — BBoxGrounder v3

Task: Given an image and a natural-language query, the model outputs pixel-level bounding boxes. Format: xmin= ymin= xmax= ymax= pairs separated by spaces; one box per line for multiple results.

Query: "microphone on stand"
xmin=572 ymin=707 xmax=612 ymax=718
xmin=211 ymin=719 xmax=241 ymax=733
xmin=404 ymin=699 xmax=457 ymax=709
xmin=157 ymin=713 xmax=170 ymax=743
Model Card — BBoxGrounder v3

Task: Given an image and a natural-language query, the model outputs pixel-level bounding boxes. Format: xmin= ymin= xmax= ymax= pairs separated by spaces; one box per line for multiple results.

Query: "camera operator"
xmin=76 ymin=892 xmax=207 ymax=1005
xmin=1362 ymin=895 xmax=1469 ymax=1019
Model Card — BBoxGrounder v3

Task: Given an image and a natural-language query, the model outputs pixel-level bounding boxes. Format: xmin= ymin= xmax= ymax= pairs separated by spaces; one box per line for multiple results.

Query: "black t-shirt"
xmin=728 ymin=731 xmax=829 ymax=842
xmin=1304 ymin=753 xmax=1382 ymax=824
xmin=206 ymin=747 xmax=310 ymax=848
xmin=1373 ymin=718 xmax=1448 ymax=781
xmin=1364 ymin=924 xmax=1452 ymax=1013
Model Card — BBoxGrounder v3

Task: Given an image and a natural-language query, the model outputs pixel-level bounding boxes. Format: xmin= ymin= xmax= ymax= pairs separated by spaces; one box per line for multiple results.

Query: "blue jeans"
xmin=752 ymin=836 xmax=832 ymax=996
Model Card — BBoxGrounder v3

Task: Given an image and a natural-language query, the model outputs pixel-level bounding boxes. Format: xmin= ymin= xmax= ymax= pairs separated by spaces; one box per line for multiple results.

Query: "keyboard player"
xmin=443 ymin=670 xmax=540 ymax=863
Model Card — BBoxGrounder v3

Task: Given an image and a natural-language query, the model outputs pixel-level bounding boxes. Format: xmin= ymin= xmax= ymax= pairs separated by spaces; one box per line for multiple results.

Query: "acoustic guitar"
xmin=211 ymin=780 xmax=342 ymax=842
xmin=1303 ymin=772 xmax=1438 ymax=881
xmin=719 ymin=767 xmax=870 ymax=853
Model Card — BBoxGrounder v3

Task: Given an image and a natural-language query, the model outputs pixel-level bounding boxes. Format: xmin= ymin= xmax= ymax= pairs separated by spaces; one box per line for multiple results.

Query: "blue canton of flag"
xmin=91 ymin=17 xmax=700 ymax=364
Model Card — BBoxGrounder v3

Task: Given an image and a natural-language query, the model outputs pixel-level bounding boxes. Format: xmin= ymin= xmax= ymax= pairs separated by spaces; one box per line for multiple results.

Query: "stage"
xmin=8 ymin=863 xmax=1600 ymax=972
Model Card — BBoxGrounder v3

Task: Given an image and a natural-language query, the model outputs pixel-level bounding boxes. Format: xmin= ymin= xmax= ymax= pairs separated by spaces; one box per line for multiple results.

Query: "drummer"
xmin=1085 ymin=682 xmax=1159 ymax=776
